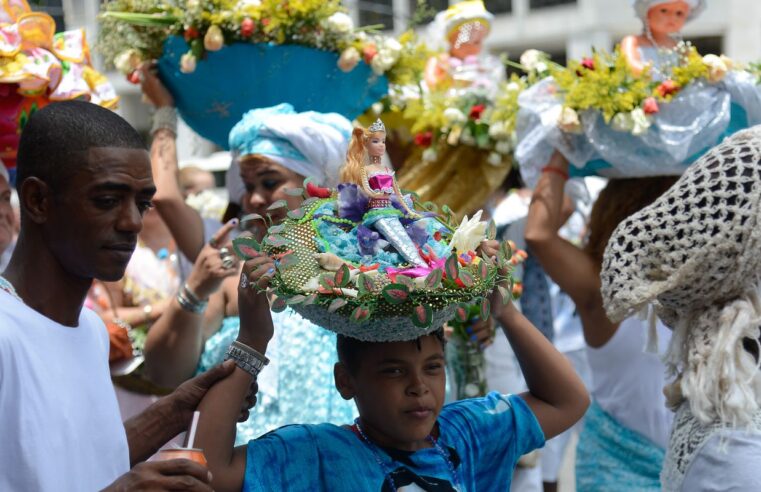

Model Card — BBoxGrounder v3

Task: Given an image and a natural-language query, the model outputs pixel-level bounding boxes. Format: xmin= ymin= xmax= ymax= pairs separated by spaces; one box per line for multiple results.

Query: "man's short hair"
xmin=336 ymin=329 xmax=447 ymax=374
xmin=16 ymin=101 xmax=146 ymax=190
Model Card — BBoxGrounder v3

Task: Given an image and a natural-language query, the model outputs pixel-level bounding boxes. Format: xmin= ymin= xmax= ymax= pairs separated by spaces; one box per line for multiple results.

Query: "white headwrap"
xmin=227 ymin=103 xmax=352 ymax=204
xmin=631 ymin=0 xmax=706 ymax=22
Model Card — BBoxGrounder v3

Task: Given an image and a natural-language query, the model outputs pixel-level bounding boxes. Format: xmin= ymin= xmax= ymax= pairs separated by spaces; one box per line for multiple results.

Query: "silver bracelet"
xmin=151 ymin=106 xmax=177 ymax=136
xmin=225 ymin=340 xmax=269 ymax=378
xmin=176 ymin=284 xmax=207 ymax=314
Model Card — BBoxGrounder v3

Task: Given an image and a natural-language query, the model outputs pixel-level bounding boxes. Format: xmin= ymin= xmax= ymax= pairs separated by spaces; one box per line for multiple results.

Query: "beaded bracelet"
xmin=225 ymin=340 xmax=269 ymax=378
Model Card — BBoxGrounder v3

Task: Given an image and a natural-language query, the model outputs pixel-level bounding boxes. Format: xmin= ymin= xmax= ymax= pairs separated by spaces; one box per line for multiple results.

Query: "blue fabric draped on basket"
xmin=515 ymin=70 xmax=761 ymax=186
xmin=157 ymin=36 xmax=389 ymax=148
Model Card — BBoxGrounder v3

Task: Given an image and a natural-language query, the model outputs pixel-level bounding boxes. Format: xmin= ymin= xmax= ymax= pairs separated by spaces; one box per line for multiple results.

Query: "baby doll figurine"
xmin=339 ymin=119 xmax=427 ymax=268
xmin=621 ymin=0 xmax=705 ymax=77
xmin=424 ymin=0 xmax=503 ymax=96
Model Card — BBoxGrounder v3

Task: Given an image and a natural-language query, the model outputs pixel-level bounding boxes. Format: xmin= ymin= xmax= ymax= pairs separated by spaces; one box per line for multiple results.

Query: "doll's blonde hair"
xmin=340 ymin=127 xmax=385 ymax=185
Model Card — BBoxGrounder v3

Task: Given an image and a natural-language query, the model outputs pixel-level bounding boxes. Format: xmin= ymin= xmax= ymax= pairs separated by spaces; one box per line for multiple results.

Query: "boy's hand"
xmin=237 ymin=254 xmax=276 ymax=350
xmin=467 ymin=317 xmax=496 ymax=349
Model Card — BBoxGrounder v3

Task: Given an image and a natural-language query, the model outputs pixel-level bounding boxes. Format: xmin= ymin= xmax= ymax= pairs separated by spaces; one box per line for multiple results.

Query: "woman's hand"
xmin=185 ymin=220 xmax=240 ymax=301
xmin=139 ymin=62 xmax=174 ymax=108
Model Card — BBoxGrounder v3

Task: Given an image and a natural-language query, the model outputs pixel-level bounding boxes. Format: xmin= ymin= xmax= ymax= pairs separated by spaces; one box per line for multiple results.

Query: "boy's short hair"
xmin=336 ymin=328 xmax=447 ymax=374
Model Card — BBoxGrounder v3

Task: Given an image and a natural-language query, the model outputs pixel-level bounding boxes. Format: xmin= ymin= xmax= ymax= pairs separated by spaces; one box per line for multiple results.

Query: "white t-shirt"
xmin=0 ymin=289 xmax=130 ymax=491
xmin=586 ymin=316 xmax=673 ymax=449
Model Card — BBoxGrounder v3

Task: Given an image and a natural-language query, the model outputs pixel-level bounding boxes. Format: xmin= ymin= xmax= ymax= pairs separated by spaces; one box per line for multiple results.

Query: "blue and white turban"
xmin=226 ymin=103 xmax=352 ymax=203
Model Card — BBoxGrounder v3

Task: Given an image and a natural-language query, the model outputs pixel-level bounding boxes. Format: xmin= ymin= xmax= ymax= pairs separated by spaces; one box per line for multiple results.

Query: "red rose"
xmin=433 ymin=231 xmax=442 ymax=241
xmin=363 ymin=44 xmax=378 ymax=64
xmin=642 ymin=96 xmax=660 ymax=114
xmin=414 ymin=131 xmax=433 ymax=148
xmin=657 ymin=79 xmax=680 ymax=98
xmin=469 ymin=104 xmax=486 ymax=121
xmin=241 ymin=18 xmax=255 ymax=38
xmin=581 ymin=57 xmax=595 ymax=70
xmin=261 ymin=18 xmax=270 ymax=27
xmin=184 ymin=26 xmax=200 ymax=41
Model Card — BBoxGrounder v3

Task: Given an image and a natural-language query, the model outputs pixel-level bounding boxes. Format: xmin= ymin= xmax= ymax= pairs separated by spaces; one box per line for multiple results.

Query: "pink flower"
xmin=581 ymin=57 xmax=595 ymax=70
xmin=657 ymin=79 xmax=680 ymax=98
xmin=362 ymin=44 xmax=378 ymax=64
xmin=642 ymin=97 xmax=659 ymax=115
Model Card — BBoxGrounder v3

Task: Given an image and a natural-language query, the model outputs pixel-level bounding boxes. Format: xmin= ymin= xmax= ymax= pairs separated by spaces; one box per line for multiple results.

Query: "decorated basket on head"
xmin=515 ymin=0 xmax=761 ymax=186
xmin=233 ymin=118 xmax=522 ymax=342
xmin=0 ymin=0 xmax=118 ymax=179
xmin=98 ymin=0 xmax=418 ymax=149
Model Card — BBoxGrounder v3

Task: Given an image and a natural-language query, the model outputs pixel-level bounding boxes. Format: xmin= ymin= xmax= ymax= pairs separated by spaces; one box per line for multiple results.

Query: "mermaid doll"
xmin=339 ymin=119 xmax=428 ymax=268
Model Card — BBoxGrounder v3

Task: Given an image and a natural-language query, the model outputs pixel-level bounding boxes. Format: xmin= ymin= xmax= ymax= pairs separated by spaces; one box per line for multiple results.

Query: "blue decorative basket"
xmin=157 ymin=36 xmax=389 ymax=148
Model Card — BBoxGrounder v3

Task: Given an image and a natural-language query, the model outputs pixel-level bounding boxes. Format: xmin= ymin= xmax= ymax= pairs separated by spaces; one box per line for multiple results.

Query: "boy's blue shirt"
xmin=243 ymin=392 xmax=545 ymax=491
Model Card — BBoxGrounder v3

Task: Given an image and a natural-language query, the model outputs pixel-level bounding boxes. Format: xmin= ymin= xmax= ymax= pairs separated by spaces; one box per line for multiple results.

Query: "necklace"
xmin=369 ymin=155 xmax=382 ymax=165
xmin=353 ymin=418 xmax=462 ymax=491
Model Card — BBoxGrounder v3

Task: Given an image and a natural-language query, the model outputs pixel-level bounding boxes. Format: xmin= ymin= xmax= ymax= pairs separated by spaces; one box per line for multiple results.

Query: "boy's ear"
xmin=334 ymin=362 xmax=355 ymax=400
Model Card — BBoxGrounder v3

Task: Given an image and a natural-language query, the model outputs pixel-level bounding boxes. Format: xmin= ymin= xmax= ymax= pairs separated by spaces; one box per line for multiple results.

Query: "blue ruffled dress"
xmin=196 ymin=309 xmax=357 ymax=445
xmin=516 ymin=47 xmax=761 ymax=185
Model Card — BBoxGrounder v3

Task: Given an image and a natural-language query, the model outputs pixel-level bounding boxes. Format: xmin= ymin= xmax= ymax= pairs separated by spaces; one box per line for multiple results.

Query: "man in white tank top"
xmin=0 ymin=101 xmax=238 ymax=491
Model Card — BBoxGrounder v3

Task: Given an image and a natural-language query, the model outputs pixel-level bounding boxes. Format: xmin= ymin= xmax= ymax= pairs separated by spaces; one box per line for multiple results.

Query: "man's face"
xmin=45 ymin=147 xmax=154 ymax=282
xmin=348 ymin=335 xmax=447 ymax=451
xmin=0 ymin=176 xmax=13 ymax=252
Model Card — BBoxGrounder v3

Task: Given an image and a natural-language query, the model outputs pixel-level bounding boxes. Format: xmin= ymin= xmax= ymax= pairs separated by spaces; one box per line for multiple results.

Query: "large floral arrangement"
xmin=232 ymin=181 xmax=523 ymax=341
xmin=402 ymin=75 xmax=527 ymax=166
xmin=99 ymin=0 xmax=413 ymax=82
xmin=549 ymin=44 xmax=742 ymax=136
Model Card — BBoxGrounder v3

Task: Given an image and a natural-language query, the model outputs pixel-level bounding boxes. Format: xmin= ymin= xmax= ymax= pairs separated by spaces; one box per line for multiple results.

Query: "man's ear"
xmin=334 ymin=362 xmax=356 ymax=401
xmin=20 ymin=177 xmax=51 ymax=224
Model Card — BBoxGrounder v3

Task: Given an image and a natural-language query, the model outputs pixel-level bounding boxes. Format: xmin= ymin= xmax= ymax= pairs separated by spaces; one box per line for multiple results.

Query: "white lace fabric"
xmin=599 ymin=126 xmax=761 ymax=487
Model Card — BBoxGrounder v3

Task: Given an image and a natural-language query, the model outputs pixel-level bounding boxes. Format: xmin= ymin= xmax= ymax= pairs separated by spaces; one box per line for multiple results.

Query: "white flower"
xmin=720 ymin=54 xmax=736 ymax=71
xmin=180 ymin=52 xmax=197 ymax=74
xmin=488 ymin=121 xmax=509 ymax=140
xmin=325 ymin=12 xmax=353 ymax=34
xmin=185 ymin=189 xmax=227 ymax=221
xmin=506 ymin=81 xmax=521 ymax=92
xmin=204 ymin=25 xmax=224 ymax=52
xmin=612 ymin=108 xmax=651 ymax=136
xmin=449 ymin=210 xmax=487 ymax=253
xmin=703 ymin=54 xmax=728 ymax=83
xmin=520 ymin=49 xmax=547 ymax=72
xmin=371 ymin=102 xmax=383 ymax=115
xmin=611 ymin=111 xmax=634 ymax=133
xmin=557 ymin=107 xmax=582 ymax=134
xmin=114 ymin=49 xmax=141 ymax=75
xmin=237 ymin=0 xmax=261 ymax=7
xmin=383 ymin=38 xmax=402 ymax=57
xmin=495 ymin=139 xmax=513 ymax=154
xmin=487 ymin=152 xmax=503 ymax=166
xmin=337 ymin=47 xmax=360 ymax=72
xmin=443 ymin=107 xmax=467 ymax=124
xmin=535 ymin=61 xmax=548 ymax=73
xmin=629 ymin=108 xmax=651 ymax=136
xmin=422 ymin=147 xmax=438 ymax=162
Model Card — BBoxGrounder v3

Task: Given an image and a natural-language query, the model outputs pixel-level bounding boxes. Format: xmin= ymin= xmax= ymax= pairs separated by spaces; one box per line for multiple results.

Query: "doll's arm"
xmin=621 ymin=35 xmax=647 ymax=76
xmin=392 ymin=178 xmax=420 ymax=218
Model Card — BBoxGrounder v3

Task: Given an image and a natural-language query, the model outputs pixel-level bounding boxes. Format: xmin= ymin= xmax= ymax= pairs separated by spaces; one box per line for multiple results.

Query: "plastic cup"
xmin=155 ymin=448 xmax=207 ymax=466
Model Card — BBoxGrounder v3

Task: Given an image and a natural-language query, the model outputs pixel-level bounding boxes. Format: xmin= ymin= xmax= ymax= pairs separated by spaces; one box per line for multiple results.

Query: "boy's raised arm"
xmin=483 ymin=241 xmax=590 ymax=440
xmin=194 ymin=255 xmax=276 ymax=492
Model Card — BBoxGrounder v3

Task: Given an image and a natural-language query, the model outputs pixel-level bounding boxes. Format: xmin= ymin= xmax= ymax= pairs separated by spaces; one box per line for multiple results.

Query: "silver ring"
xmin=239 ymin=272 xmax=249 ymax=289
